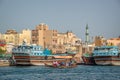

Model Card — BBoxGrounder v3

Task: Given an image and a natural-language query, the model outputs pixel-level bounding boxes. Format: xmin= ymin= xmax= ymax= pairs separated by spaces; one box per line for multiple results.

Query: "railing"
xmin=12 ymin=49 xmax=31 ymax=53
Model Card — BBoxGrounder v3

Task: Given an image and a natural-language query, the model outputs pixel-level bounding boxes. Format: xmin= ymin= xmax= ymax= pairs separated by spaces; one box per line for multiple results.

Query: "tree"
xmin=0 ymin=47 xmax=6 ymax=54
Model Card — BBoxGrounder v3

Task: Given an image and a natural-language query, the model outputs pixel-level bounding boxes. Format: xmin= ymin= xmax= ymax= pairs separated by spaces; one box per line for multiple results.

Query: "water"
xmin=0 ymin=65 xmax=120 ymax=80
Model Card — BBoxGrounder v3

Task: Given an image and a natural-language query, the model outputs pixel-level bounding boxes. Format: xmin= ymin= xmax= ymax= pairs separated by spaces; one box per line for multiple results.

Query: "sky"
xmin=0 ymin=0 xmax=120 ymax=41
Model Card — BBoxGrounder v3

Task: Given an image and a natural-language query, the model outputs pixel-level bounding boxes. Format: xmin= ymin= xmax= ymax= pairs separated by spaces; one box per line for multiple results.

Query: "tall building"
xmin=32 ymin=23 xmax=81 ymax=54
xmin=44 ymin=30 xmax=67 ymax=54
xmin=32 ymin=23 xmax=59 ymax=48
xmin=18 ymin=29 xmax=31 ymax=45
xmin=32 ymin=23 xmax=49 ymax=47
xmin=44 ymin=30 xmax=58 ymax=48
xmin=85 ymin=24 xmax=89 ymax=44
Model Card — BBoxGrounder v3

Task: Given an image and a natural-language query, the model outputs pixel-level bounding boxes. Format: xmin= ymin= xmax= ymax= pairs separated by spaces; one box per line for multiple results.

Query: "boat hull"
xmin=45 ymin=63 xmax=77 ymax=68
xmin=13 ymin=55 xmax=66 ymax=66
xmin=94 ymin=56 xmax=120 ymax=66
xmin=82 ymin=56 xmax=96 ymax=65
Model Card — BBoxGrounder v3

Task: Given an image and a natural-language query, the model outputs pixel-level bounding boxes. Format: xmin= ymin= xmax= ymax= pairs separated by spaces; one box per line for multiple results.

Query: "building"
xmin=32 ymin=23 xmax=49 ymax=47
xmin=32 ymin=23 xmax=81 ymax=54
xmin=1 ymin=30 xmax=18 ymax=53
xmin=32 ymin=23 xmax=61 ymax=47
xmin=94 ymin=36 xmax=106 ymax=46
xmin=82 ymin=43 xmax=95 ymax=54
xmin=18 ymin=29 xmax=31 ymax=45
xmin=43 ymin=29 xmax=62 ymax=54
xmin=44 ymin=30 xmax=58 ymax=47
xmin=32 ymin=23 xmax=64 ymax=53
xmin=107 ymin=38 xmax=120 ymax=46
xmin=58 ymin=31 xmax=79 ymax=45
xmin=49 ymin=45 xmax=66 ymax=54
xmin=2 ymin=30 xmax=19 ymax=45
xmin=1 ymin=29 xmax=31 ymax=53
xmin=57 ymin=31 xmax=80 ymax=52
xmin=85 ymin=24 xmax=89 ymax=43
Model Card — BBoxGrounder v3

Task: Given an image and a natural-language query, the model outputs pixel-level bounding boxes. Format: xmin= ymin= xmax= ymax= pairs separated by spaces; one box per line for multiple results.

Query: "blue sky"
xmin=0 ymin=0 xmax=120 ymax=41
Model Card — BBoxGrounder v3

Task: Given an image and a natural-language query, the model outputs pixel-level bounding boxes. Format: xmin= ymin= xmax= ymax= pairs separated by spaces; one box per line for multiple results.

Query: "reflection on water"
xmin=0 ymin=65 xmax=120 ymax=80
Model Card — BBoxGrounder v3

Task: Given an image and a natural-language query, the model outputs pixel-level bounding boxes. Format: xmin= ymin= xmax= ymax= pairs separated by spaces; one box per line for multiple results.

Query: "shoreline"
xmin=0 ymin=60 xmax=10 ymax=67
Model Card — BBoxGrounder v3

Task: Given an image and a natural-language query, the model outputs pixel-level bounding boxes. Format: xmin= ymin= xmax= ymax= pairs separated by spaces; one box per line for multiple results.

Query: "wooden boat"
xmin=44 ymin=63 xmax=77 ymax=68
xmin=82 ymin=53 xmax=96 ymax=65
xmin=12 ymin=41 xmax=76 ymax=66
xmin=12 ymin=41 xmax=67 ymax=66
xmin=93 ymin=46 xmax=120 ymax=65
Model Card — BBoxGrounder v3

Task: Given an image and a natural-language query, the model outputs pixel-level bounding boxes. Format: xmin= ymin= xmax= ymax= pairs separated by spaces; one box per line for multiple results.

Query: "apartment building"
xmin=32 ymin=23 xmax=81 ymax=54
xmin=2 ymin=30 xmax=19 ymax=45
xmin=94 ymin=36 xmax=106 ymax=46
xmin=32 ymin=23 xmax=49 ymax=47
xmin=18 ymin=29 xmax=31 ymax=45
xmin=57 ymin=31 xmax=80 ymax=52
xmin=107 ymin=38 xmax=120 ymax=46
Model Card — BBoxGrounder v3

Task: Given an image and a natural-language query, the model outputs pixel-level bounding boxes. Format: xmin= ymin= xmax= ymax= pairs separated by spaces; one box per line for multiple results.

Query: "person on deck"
xmin=53 ymin=61 xmax=57 ymax=67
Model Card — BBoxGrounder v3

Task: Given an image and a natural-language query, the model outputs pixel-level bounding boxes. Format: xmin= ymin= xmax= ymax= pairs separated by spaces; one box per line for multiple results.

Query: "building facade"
xmin=107 ymin=38 xmax=120 ymax=46
xmin=2 ymin=30 xmax=19 ymax=45
xmin=44 ymin=30 xmax=58 ymax=48
xmin=32 ymin=23 xmax=49 ymax=47
xmin=57 ymin=31 xmax=80 ymax=52
xmin=18 ymin=29 xmax=31 ymax=45
xmin=94 ymin=36 xmax=106 ymax=46
xmin=32 ymin=23 xmax=58 ymax=49
xmin=32 ymin=23 xmax=81 ymax=54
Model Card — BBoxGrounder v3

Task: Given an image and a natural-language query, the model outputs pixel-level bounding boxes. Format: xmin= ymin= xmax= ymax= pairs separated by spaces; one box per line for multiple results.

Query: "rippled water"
xmin=0 ymin=65 xmax=120 ymax=80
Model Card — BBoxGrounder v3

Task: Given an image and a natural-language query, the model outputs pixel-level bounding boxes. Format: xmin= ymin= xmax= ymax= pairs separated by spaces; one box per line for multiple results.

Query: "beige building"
xmin=44 ymin=30 xmax=58 ymax=47
xmin=94 ymin=36 xmax=106 ymax=46
xmin=18 ymin=29 xmax=31 ymax=45
xmin=2 ymin=29 xmax=31 ymax=45
xmin=2 ymin=30 xmax=19 ymax=45
xmin=107 ymin=38 xmax=120 ymax=46
xmin=32 ymin=23 xmax=81 ymax=54
xmin=32 ymin=23 xmax=59 ymax=49
xmin=1 ymin=30 xmax=18 ymax=53
xmin=44 ymin=30 xmax=66 ymax=54
xmin=49 ymin=45 xmax=66 ymax=54
xmin=57 ymin=31 xmax=80 ymax=52
xmin=1 ymin=29 xmax=31 ymax=53
xmin=32 ymin=23 xmax=49 ymax=47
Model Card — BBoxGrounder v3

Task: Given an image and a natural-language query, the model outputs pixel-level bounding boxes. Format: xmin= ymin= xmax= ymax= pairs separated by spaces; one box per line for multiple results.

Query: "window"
xmin=37 ymin=53 xmax=39 ymax=55
xmin=114 ymin=53 xmax=116 ymax=55
xmin=6 ymin=37 xmax=8 ymax=39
